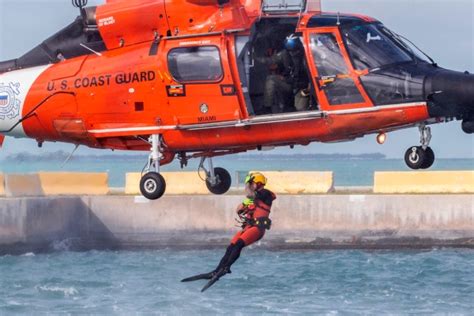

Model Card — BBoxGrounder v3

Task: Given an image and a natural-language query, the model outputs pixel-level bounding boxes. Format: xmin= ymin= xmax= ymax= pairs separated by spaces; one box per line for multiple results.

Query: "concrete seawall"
xmin=1 ymin=195 xmax=473 ymax=254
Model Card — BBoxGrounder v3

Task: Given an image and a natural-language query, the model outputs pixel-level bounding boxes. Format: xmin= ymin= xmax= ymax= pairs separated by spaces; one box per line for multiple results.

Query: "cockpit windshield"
xmin=342 ymin=23 xmax=413 ymax=70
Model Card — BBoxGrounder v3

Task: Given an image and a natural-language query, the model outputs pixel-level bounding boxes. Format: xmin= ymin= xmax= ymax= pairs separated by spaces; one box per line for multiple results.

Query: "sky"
xmin=0 ymin=0 xmax=473 ymax=159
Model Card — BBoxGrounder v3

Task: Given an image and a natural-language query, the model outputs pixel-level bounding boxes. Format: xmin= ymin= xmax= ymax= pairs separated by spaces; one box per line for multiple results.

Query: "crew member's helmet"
xmin=245 ymin=172 xmax=267 ymax=186
xmin=285 ymin=34 xmax=301 ymax=51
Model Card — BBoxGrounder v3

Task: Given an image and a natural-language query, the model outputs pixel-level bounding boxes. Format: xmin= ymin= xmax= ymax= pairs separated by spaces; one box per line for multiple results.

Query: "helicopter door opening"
xmin=242 ymin=18 xmax=319 ymax=116
xmin=235 ymin=35 xmax=255 ymax=116
xmin=306 ymin=28 xmax=373 ymax=110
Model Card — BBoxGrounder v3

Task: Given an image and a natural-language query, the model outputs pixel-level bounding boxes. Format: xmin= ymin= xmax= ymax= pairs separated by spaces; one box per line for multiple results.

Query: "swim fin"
xmin=201 ymin=268 xmax=229 ymax=292
xmin=181 ymin=272 xmax=214 ymax=282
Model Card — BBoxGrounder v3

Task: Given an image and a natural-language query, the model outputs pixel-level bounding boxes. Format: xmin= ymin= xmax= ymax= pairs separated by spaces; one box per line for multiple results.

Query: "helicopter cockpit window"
xmin=342 ymin=24 xmax=412 ymax=70
xmin=341 ymin=23 xmax=427 ymax=105
xmin=168 ymin=46 xmax=223 ymax=83
xmin=310 ymin=33 xmax=365 ymax=105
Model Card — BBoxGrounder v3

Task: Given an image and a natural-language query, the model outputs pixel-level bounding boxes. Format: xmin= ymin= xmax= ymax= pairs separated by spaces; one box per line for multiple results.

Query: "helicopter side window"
xmin=168 ymin=46 xmax=223 ymax=83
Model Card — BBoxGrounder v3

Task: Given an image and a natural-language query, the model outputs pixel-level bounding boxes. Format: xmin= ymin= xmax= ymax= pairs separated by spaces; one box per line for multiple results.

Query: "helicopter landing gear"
xmin=140 ymin=134 xmax=167 ymax=200
xmin=404 ymin=125 xmax=435 ymax=170
xmin=199 ymin=157 xmax=232 ymax=195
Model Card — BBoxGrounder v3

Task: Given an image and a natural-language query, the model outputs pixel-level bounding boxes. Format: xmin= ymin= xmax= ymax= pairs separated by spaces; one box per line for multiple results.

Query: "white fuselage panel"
xmin=0 ymin=65 xmax=51 ymax=138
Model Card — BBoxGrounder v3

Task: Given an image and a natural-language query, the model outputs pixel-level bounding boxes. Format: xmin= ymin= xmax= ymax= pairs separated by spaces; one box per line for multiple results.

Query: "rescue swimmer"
xmin=181 ymin=172 xmax=276 ymax=292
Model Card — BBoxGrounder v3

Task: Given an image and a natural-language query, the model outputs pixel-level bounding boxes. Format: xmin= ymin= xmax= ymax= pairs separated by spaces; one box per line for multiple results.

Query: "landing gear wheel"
xmin=462 ymin=120 xmax=474 ymax=134
xmin=206 ymin=167 xmax=232 ymax=195
xmin=405 ymin=125 xmax=436 ymax=170
xmin=140 ymin=172 xmax=166 ymax=200
xmin=404 ymin=146 xmax=426 ymax=170
xmin=420 ymin=147 xmax=435 ymax=169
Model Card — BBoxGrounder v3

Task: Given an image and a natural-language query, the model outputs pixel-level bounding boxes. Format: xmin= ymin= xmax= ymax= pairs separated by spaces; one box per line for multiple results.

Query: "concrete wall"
xmin=4 ymin=173 xmax=109 ymax=197
xmin=0 ymin=197 xmax=86 ymax=253
xmin=1 ymin=195 xmax=473 ymax=254
xmin=2 ymin=171 xmax=473 ymax=196
xmin=125 ymin=171 xmax=334 ymax=195
xmin=0 ymin=174 xmax=4 ymax=197
xmin=5 ymin=174 xmax=43 ymax=197
xmin=38 ymin=172 xmax=109 ymax=195
xmin=258 ymin=171 xmax=334 ymax=194
xmin=126 ymin=172 xmax=209 ymax=195
xmin=374 ymin=171 xmax=474 ymax=193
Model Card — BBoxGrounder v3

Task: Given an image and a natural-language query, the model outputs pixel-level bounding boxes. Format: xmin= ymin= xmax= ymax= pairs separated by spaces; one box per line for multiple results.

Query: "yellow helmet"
xmin=245 ymin=172 xmax=267 ymax=186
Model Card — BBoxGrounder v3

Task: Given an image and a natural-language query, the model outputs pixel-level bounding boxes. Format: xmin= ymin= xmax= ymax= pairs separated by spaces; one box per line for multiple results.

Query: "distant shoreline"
xmin=3 ymin=151 xmax=388 ymax=162
xmin=3 ymin=151 xmax=474 ymax=163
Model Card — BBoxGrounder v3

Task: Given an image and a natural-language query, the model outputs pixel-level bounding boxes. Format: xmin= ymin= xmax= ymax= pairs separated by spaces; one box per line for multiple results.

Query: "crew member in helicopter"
xmin=258 ymin=34 xmax=310 ymax=113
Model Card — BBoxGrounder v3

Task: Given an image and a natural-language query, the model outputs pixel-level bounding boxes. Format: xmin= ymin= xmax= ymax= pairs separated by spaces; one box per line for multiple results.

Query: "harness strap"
xmin=249 ymin=217 xmax=272 ymax=230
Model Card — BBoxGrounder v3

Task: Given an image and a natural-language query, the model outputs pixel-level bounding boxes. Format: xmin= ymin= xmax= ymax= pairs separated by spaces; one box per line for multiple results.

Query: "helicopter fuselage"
xmin=0 ymin=0 xmax=472 ymax=199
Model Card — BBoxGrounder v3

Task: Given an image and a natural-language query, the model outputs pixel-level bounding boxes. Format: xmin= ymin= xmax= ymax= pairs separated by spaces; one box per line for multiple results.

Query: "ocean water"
xmin=0 ymin=249 xmax=473 ymax=314
xmin=0 ymin=157 xmax=473 ymax=187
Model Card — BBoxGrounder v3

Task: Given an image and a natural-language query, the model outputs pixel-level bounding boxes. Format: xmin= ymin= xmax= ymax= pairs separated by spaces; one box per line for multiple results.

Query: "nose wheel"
xmin=199 ymin=157 xmax=232 ymax=195
xmin=404 ymin=125 xmax=435 ymax=170
xmin=404 ymin=146 xmax=435 ymax=169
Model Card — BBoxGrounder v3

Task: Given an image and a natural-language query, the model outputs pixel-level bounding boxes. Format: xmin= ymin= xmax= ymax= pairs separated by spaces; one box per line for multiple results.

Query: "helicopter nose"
xmin=425 ymin=69 xmax=474 ymax=123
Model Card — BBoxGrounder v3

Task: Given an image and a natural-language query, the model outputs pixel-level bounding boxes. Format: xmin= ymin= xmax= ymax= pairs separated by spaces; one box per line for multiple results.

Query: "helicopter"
xmin=0 ymin=0 xmax=473 ymax=200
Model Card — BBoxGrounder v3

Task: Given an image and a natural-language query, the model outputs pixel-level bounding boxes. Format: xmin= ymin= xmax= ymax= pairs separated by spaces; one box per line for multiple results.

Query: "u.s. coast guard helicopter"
xmin=0 ymin=0 xmax=473 ymax=199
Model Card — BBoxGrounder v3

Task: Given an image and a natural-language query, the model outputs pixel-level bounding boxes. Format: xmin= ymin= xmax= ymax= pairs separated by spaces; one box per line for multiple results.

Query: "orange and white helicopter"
xmin=0 ymin=0 xmax=473 ymax=199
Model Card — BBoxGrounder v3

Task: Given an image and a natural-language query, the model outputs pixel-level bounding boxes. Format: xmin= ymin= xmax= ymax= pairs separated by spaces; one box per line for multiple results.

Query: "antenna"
xmin=61 ymin=144 xmax=80 ymax=168
xmin=80 ymin=43 xmax=103 ymax=57
xmin=296 ymin=0 xmax=305 ymax=28
xmin=336 ymin=12 xmax=341 ymax=26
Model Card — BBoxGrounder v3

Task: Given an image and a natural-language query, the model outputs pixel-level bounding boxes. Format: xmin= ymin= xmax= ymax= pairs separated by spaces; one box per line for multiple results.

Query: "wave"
xmin=36 ymin=285 xmax=79 ymax=297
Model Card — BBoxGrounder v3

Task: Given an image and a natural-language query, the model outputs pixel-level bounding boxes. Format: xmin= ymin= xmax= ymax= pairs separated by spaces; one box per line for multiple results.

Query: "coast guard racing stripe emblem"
xmin=0 ymin=82 xmax=21 ymax=120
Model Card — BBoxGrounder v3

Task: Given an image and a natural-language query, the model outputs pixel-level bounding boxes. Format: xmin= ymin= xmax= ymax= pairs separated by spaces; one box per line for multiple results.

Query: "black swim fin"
xmin=181 ymin=272 xmax=214 ymax=282
xmin=201 ymin=268 xmax=229 ymax=292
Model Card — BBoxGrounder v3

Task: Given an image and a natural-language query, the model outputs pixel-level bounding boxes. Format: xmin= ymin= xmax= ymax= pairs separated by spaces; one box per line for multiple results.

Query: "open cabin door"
xmin=304 ymin=27 xmax=374 ymax=111
xmin=262 ymin=0 xmax=321 ymax=14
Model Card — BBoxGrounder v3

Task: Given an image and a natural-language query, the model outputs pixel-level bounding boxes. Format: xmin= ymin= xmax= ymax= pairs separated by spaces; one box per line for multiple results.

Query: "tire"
xmin=140 ymin=172 xmax=166 ymax=200
xmin=420 ymin=147 xmax=435 ymax=169
xmin=462 ymin=120 xmax=474 ymax=134
xmin=206 ymin=167 xmax=232 ymax=195
xmin=404 ymin=146 xmax=426 ymax=170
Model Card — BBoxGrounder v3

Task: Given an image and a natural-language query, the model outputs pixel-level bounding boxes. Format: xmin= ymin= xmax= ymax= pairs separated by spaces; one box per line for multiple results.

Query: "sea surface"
xmin=0 ymin=157 xmax=473 ymax=187
xmin=1 ymin=157 xmax=473 ymax=314
xmin=1 ymin=249 xmax=473 ymax=314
